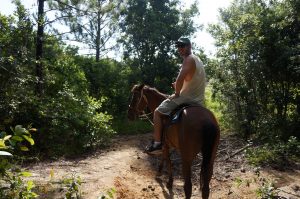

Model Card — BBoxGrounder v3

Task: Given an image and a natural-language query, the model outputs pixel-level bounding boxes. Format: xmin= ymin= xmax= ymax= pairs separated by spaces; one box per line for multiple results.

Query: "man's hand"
xmin=172 ymin=82 xmax=176 ymax=89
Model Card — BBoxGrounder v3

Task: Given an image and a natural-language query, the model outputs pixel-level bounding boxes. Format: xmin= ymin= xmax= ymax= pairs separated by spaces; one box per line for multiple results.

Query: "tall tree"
xmin=0 ymin=3 xmax=35 ymax=122
xmin=48 ymin=0 xmax=122 ymax=61
xmin=208 ymin=0 xmax=300 ymax=139
xmin=119 ymin=0 xmax=199 ymax=89
xmin=36 ymin=0 xmax=45 ymax=95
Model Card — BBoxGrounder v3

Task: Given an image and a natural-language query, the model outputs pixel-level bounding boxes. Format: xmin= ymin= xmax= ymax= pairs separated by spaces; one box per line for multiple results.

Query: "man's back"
xmin=180 ymin=54 xmax=206 ymax=105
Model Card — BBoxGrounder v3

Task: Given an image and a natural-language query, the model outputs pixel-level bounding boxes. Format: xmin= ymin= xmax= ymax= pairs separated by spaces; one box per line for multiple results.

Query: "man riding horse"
xmin=145 ymin=37 xmax=206 ymax=155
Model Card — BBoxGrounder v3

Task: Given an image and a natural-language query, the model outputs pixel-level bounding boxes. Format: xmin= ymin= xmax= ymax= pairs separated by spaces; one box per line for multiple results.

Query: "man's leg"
xmin=145 ymin=98 xmax=177 ymax=155
xmin=145 ymin=108 xmax=163 ymax=154
xmin=153 ymin=108 xmax=163 ymax=142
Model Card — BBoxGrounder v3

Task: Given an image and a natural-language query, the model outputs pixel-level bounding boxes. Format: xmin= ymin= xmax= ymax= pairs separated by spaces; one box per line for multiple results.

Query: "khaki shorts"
xmin=157 ymin=96 xmax=199 ymax=115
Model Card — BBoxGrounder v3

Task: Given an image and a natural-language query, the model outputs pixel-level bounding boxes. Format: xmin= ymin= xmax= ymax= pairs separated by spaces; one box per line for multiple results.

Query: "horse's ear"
xmin=138 ymin=84 xmax=145 ymax=90
xmin=143 ymin=85 xmax=149 ymax=93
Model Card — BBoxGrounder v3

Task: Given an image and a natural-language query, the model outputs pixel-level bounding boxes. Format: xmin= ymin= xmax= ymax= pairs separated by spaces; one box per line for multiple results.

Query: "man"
xmin=145 ymin=37 xmax=206 ymax=155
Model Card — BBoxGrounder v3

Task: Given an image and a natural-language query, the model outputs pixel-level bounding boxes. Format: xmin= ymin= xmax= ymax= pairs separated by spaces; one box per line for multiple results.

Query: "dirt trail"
xmin=26 ymin=133 xmax=300 ymax=199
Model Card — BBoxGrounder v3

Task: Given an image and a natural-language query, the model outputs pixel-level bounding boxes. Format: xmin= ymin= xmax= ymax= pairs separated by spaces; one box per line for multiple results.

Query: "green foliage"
xmin=98 ymin=188 xmax=116 ymax=199
xmin=256 ymin=179 xmax=279 ymax=199
xmin=120 ymin=0 xmax=199 ymax=90
xmin=48 ymin=0 xmax=121 ymax=61
xmin=35 ymin=92 xmax=116 ymax=156
xmin=0 ymin=9 xmax=116 ymax=157
xmin=77 ymin=57 xmax=131 ymax=116
xmin=0 ymin=8 xmax=36 ymax=125
xmin=205 ymin=85 xmax=228 ymax=130
xmin=233 ymin=177 xmax=243 ymax=188
xmin=0 ymin=171 xmax=38 ymax=199
xmin=0 ymin=125 xmax=36 ymax=156
xmin=208 ymin=0 xmax=300 ymax=140
xmin=247 ymin=169 xmax=280 ymax=199
xmin=60 ymin=174 xmax=82 ymax=199
xmin=112 ymin=118 xmax=153 ymax=135
xmin=0 ymin=125 xmax=38 ymax=199
xmin=246 ymin=136 xmax=300 ymax=167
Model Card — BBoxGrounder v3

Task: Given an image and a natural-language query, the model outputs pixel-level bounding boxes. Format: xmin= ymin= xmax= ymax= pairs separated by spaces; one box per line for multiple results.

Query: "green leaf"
xmin=31 ymin=192 xmax=39 ymax=198
xmin=3 ymin=135 xmax=12 ymax=141
xmin=14 ymin=125 xmax=27 ymax=135
xmin=21 ymin=171 xmax=32 ymax=177
xmin=22 ymin=135 xmax=35 ymax=145
xmin=0 ymin=151 xmax=13 ymax=156
xmin=11 ymin=135 xmax=23 ymax=142
xmin=0 ymin=140 xmax=6 ymax=149
xmin=0 ymin=131 xmax=6 ymax=138
xmin=26 ymin=181 xmax=36 ymax=194
xmin=20 ymin=146 xmax=29 ymax=151
xmin=8 ymin=139 xmax=16 ymax=147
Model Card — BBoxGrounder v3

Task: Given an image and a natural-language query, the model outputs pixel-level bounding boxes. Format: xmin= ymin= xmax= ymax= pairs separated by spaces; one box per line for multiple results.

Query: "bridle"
xmin=128 ymin=88 xmax=154 ymax=125
xmin=128 ymin=90 xmax=146 ymax=114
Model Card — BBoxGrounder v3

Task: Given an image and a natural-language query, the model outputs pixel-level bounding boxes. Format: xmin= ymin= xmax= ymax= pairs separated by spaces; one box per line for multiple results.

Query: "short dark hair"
xmin=175 ymin=37 xmax=191 ymax=47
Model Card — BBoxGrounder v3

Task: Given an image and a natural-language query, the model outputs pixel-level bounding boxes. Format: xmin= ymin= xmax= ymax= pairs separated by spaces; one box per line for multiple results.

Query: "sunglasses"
xmin=176 ymin=43 xmax=186 ymax=48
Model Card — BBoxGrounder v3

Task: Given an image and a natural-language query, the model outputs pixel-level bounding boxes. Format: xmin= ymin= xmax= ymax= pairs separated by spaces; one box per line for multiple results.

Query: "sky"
xmin=0 ymin=0 xmax=232 ymax=58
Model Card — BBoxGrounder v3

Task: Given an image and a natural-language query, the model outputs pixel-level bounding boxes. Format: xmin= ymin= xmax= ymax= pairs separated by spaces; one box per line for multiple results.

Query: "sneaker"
xmin=145 ymin=142 xmax=162 ymax=155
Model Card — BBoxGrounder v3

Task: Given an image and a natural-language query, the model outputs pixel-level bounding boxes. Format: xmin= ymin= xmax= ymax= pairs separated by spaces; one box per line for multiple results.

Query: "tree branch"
xmin=224 ymin=143 xmax=252 ymax=161
xmin=53 ymin=0 xmax=97 ymax=14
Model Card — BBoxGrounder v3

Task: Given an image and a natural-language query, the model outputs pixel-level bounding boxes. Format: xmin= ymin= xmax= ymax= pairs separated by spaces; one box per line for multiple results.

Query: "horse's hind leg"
xmin=200 ymin=161 xmax=214 ymax=199
xmin=162 ymin=144 xmax=173 ymax=189
xmin=182 ymin=160 xmax=192 ymax=199
xmin=201 ymin=124 xmax=219 ymax=199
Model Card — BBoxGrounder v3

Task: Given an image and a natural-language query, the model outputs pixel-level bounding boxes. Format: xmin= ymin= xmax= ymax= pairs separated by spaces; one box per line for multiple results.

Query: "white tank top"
xmin=180 ymin=54 xmax=206 ymax=105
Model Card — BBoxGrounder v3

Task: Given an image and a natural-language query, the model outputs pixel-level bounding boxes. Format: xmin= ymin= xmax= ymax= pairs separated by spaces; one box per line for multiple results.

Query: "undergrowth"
xmin=112 ymin=117 xmax=152 ymax=135
xmin=246 ymin=136 xmax=300 ymax=167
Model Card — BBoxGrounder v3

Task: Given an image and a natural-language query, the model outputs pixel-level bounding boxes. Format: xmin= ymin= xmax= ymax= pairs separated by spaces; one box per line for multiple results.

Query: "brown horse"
xmin=127 ymin=84 xmax=220 ymax=199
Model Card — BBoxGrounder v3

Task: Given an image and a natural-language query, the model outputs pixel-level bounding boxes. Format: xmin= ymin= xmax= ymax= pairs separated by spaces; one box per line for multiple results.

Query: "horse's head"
xmin=127 ymin=84 xmax=148 ymax=121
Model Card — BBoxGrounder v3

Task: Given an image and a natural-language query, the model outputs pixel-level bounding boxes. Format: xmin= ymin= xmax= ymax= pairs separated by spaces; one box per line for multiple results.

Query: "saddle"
xmin=169 ymin=103 xmax=202 ymax=124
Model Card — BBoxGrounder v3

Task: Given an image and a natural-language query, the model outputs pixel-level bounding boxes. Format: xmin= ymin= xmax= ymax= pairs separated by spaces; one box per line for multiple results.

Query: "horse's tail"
xmin=200 ymin=121 xmax=220 ymax=198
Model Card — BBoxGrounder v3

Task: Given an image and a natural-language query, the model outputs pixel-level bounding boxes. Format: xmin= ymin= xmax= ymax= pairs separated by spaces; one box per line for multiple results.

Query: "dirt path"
xmin=26 ymin=133 xmax=300 ymax=199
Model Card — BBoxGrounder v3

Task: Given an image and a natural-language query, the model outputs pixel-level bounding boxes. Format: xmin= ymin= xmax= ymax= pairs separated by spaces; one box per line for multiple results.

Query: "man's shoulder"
xmin=186 ymin=54 xmax=194 ymax=59
xmin=184 ymin=55 xmax=196 ymax=66
xmin=188 ymin=54 xmax=204 ymax=67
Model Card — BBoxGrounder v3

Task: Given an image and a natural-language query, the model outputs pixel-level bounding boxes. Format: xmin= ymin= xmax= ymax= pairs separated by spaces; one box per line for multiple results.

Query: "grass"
xmin=112 ymin=117 xmax=153 ymax=135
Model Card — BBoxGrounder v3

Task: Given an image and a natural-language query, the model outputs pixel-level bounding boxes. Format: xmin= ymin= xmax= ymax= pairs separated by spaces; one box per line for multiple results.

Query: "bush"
xmin=0 ymin=125 xmax=38 ymax=199
xmin=112 ymin=117 xmax=152 ymax=135
xmin=246 ymin=136 xmax=300 ymax=167
xmin=0 ymin=34 xmax=116 ymax=157
xmin=35 ymin=92 xmax=116 ymax=157
xmin=205 ymin=85 xmax=228 ymax=131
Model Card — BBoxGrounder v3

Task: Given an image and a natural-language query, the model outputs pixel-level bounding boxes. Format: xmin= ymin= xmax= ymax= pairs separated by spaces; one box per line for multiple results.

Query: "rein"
xmin=128 ymin=91 xmax=145 ymax=113
xmin=130 ymin=89 xmax=154 ymax=126
xmin=138 ymin=91 xmax=154 ymax=125
xmin=139 ymin=112 xmax=154 ymax=126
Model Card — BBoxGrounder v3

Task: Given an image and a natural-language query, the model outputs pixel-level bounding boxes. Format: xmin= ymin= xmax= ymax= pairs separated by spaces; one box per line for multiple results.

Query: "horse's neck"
xmin=146 ymin=90 xmax=167 ymax=112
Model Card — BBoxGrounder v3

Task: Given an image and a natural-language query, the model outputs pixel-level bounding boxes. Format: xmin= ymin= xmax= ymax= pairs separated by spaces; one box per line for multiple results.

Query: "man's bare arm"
xmin=174 ymin=56 xmax=196 ymax=95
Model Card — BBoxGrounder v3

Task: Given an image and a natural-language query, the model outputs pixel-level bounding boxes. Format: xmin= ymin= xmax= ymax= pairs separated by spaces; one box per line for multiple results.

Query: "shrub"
xmin=246 ymin=136 xmax=300 ymax=167
xmin=0 ymin=125 xmax=38 ymax=199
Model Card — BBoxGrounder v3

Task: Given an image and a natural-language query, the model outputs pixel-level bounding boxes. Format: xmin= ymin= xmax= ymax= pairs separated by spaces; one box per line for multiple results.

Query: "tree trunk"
xmin=95 ymin=0 xmax=102 ymax=62
xmin=36 ymin=0 xmax=45 ymax=96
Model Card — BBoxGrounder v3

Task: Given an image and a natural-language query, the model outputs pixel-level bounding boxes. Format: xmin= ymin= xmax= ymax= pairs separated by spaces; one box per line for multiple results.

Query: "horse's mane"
xmin=131 ymin=84 xmax=140 ymax=92
xmin=144 ymin=85 xmax=169 ymax=98
xmin=131 ymin=84 xmax=168 ymax=98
